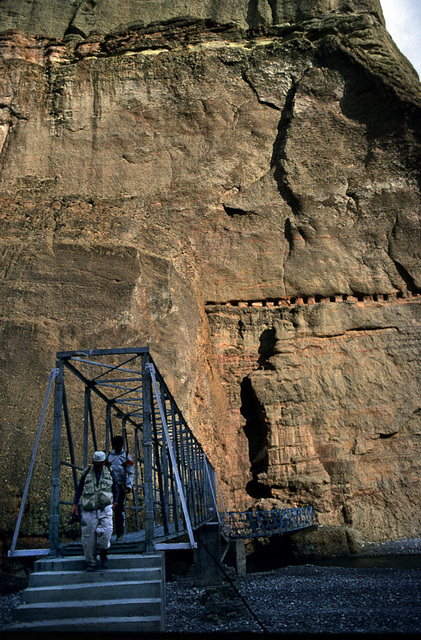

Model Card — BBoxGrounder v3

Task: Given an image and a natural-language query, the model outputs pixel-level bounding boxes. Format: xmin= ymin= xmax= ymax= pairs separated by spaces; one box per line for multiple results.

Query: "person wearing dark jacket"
xmin=106 ymin=435 xmax=134 ymax=541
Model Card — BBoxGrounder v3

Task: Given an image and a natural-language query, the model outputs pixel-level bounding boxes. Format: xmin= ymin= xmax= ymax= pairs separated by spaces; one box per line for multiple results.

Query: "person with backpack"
xmin=106 ymin=435 xmax=134 ymax=541
xmin=70 ymin=451 xmax=119 ymax=571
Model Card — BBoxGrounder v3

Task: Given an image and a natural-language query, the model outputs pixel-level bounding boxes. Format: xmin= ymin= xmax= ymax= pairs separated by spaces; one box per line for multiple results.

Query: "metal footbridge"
xmin=9 ymin=347 xmax=315 ymax=559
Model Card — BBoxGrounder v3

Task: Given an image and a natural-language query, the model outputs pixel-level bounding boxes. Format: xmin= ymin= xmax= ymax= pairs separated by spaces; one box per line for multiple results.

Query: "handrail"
xmin=222 ymin=506 xmax=316 ymax=539
xmin=146 ymin=362 xmax=197 ymax=549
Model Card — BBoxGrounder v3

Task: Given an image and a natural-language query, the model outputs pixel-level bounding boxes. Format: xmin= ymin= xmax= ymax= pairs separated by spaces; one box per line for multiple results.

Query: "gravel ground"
xmin=165 ymin=539 xmax=421 ymax=635
xmin=166 ymin=564 xmax=421 ymax=634
xmin=0 ymin=592 xmax=22 ymax=632
xmin=1 ymin=538 xmax=420 ymax=634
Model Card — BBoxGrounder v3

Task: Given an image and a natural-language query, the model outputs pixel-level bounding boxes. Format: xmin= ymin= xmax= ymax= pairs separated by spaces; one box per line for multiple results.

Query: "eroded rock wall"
xmin=206 ymin=296 xmax=421 ymax=541
xmin=0 ymin=2 xmax=420 ymax=544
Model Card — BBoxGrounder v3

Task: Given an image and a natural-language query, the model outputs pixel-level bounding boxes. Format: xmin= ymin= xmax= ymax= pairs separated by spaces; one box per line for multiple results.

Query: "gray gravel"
xmin=357 ymin=537 xmax=421 ymax=557
xmin=166 ymin=563 xmax=421 ymax=634
xmin=165 ymin=538 xmax=421 ymax=634
xmin=1 ymin=538 xmax=420 ymax=634
xmin=0 ymin=592 xmax=21 ymax=631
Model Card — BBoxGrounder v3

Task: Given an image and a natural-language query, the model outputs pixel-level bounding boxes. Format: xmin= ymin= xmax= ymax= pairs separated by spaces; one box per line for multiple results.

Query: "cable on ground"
xmin=196 ymin=536 xmax=270 ymax=634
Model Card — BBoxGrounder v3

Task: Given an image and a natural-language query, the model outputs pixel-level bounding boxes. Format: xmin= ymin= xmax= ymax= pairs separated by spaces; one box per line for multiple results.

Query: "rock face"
xmin=208 ymin=297 xmax=421 ymax=541
xmin=0 ymin=1 xmax=420 ymax=546
xmin=0 ymin=0 xmax=386 ymax=37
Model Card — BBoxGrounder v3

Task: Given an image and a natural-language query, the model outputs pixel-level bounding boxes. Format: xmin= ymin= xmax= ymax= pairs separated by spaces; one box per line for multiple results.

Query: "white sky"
xmin=380 ymin=0 xmax=421 ymax=77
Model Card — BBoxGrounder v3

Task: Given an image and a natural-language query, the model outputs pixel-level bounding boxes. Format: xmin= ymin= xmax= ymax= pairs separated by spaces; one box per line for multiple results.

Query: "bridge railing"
xmin=145 ymin=361 xmax=218 ymax=547
xmin=222 ymin=506 xmax=316 ymax=539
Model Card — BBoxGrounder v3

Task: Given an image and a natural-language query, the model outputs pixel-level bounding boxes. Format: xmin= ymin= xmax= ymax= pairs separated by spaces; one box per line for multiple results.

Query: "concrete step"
xmin=59 ymin=540 xmax=145 ymax=556
xmin=6 ymin=615 xmax=162 ymax=632
xmin=14 ymin=597 xmax=161 ymax=622
xmin=5 ymin=554 xmax=165 ymax=633
xmin=29 ymin=565 xmax=161 ymax=587
xmin=34 ymin=552 xmax=162 ymax=572
xmin=23 ymin=579 xmax=162 ymax=603
xmin=7 ymin=551 xmax=166 ymax=633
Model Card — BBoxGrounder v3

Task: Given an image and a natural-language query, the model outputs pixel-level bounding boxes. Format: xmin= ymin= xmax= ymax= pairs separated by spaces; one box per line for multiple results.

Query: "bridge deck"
xmin=57 ymin=506 xmax=316 ymax=557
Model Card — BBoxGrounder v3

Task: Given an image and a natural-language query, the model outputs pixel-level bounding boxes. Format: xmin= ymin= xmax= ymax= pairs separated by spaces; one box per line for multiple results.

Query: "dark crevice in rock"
xmin=257 ymin=327 xmax=277 ymax=367
xmin=246 ymin=478 xmax=272 ymax=499
xmin=284 ymin=218 xmax=293 ymax=258
xmin=241 ymin=377 xmax=269 ymax=494
xmin=316 ymin=326 xmax=399 ymax=338
xmin=241 ymin=70 xmax=282 ymax=111
xmin=316 ymin=32 xmax=421 ymax=134
xmin=238 ymin=318 xmax=246 ymax=340
xmin=266 ymin=0 xmax=277 ymax=25
xmin=64 ymin=0 xmax=89 ymax=39
xmin=271 ymin=83 xmax=301 ymax=218
xmin=223 ymin=205 xmax=252 ymax=217
xmin=246 ymin=0 xmax=266 ymax=30
xmin=64 ymin=25 xmax=88 ymax=39
xmin=390 ymin=258 xmax=420 ymax=295
xmin=122 ymin=154 xmax=136 ymax=165
xmin=270 ymin=82 xmax=302 ymax=295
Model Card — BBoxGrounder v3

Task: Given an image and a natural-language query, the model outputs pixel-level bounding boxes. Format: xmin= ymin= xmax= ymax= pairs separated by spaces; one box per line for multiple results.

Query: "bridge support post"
xmin=194 ymin=523 xmax=222 ymax=586
xmin=143 ymin=356 xmax=154 ymax=552
xmin=229 ymin=539 xmax=247 ymax=575
xmin=49 ymin=360 xmax=64 ymax=554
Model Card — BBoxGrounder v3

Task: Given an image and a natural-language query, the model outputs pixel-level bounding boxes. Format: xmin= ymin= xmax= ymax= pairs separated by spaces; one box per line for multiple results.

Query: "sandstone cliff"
xmin=0 ymin=0 xmax=420 ymax=547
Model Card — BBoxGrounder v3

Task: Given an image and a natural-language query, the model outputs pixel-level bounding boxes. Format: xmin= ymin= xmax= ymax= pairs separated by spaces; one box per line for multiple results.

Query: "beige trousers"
xmin=80 ymin=505 xmax=113 ymax=566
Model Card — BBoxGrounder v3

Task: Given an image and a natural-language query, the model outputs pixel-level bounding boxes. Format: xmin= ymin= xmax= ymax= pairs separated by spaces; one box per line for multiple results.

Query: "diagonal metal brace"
xmin=145 ymin=362 xmax=197 ymax=549
xmin=8 ymin=368 xmax=60 ymax=558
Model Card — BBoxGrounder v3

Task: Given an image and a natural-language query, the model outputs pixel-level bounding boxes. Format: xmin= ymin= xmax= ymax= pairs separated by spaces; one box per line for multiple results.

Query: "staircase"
xmin=6 ymin=552 xmax=166 ymax=632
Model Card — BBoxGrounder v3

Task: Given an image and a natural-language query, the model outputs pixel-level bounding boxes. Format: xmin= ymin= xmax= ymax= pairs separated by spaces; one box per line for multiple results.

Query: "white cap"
xmin=92 ymin=451 xmax=106 ymax=462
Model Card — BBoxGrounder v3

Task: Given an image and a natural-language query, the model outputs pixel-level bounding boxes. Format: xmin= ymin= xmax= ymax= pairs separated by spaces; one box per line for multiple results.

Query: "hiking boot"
xmin=100 ymin=550 xmax=109 ymax=568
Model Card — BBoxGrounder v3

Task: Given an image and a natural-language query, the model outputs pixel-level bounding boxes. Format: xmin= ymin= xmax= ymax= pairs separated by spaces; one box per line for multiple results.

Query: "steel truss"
xmin=48 ymin=347 xmax=218 ymax=553
xmin=9 ymin=347 xmax=317 ymax=559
